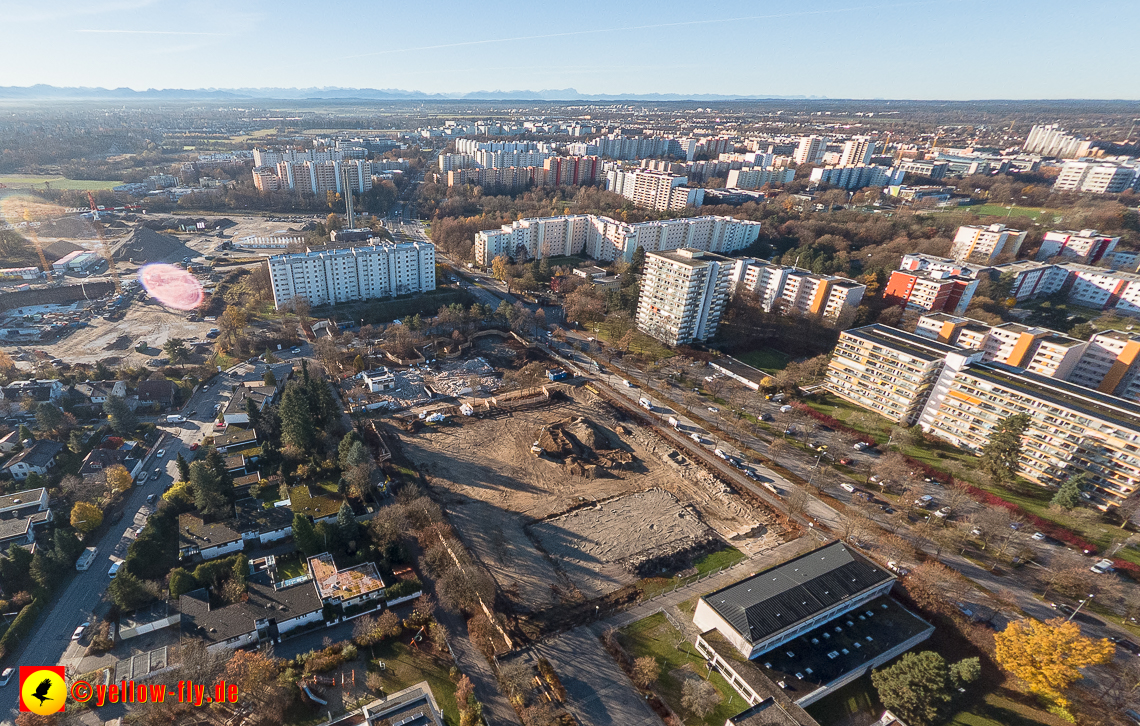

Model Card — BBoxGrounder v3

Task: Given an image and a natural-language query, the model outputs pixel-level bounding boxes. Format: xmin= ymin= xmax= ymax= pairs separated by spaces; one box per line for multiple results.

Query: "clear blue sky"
xmin=3 ymin=0 xmax=1137 ymax=98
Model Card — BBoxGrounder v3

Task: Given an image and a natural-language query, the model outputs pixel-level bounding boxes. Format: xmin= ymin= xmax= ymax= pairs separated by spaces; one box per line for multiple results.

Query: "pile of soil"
xmin=110 ymin=227 xmax=197 ymax=263
xmin=537 ymin=417 xmax=632 ymax=477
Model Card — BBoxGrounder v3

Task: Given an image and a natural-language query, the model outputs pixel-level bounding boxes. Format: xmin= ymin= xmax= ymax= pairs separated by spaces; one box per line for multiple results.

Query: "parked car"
xmin=138 ymin=472 xmax=148 ymax=483
xmin=1113 ymin=639 xmax=1140 ymax=656
xmin=0 ymin=668 xmax=12 ymax=686
xmin=838 ymin=458 xmax=853 ymax=465
xmin=156 ymin=449 xmax=166 ymax=458
xmin=853 ymin=441 xmax=869 ymax=451
xmin=707 ymin=406 xmax=719 ymax=413
xmin=291 ymin=347 xmax=301 ymax=354
xmin=71 ymin=623 xmax=89 ymax=641
xmin=779 ymin=405 xmax=793 ymax=413
xmin=189 ymin=442 xmax=200 ymax=451
xmin=914 ymin=495 xmax=934 ymax=507
xmin=840 ymin=483 xmax=856 ymax=493
xmin=886 ymin=560 xmax=910 ymax=576
xmin=1051 ymin=602 xmax=1076 ymax=616
xmin=1032 ymin=532 xmax=1046 ymax=541
xmin=146 ymin=494 xmax=156 ymax=504
xmin=108 ymin=562 xmax=122 ymax=579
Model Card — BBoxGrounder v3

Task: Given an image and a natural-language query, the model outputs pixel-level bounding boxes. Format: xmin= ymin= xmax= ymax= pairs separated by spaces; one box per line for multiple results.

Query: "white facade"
xmin=1036 ymin=229 xmax=1121 ymax=263
xmin=474 ymin=214 xmax=761 ymax=265
xmin=636 ymin=249 xmax=733 ymax=346
xmin=809 ymin=165 xmax=904 ymax=191
xmin=735 ymin=262 xmax=865 ymax=326
xmin=268 ymin=242 xmax=436 ymax=310
xmin=1023 ymin=124 xmax=1092 ymax=158
xmin=605 ymin=169 xmax=704 ymax=211
xmin=839 ymin=136 xmax=876 ymax=166
xmin=793 ymin=135 xmax=827 ymax=165
xmin=949 ymin=223 xmax=1028 ymax=264
xmin=1053 ymin=161 xmax=1138 ymax=194
xmin=725 ymin=166 xmax=795 ymax=190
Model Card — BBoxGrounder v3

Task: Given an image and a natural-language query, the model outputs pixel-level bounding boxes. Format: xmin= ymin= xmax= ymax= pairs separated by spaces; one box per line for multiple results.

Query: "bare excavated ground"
xmin=34 ymin=301 xmax=217 ymax=365
xmin=397 ymin=390 xmax=780 ymax=613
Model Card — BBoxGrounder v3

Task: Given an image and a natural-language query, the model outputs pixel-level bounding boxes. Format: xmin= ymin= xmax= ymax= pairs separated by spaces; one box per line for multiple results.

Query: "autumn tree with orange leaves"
xmin=994 ymin=617 xmax=1114 ymax=716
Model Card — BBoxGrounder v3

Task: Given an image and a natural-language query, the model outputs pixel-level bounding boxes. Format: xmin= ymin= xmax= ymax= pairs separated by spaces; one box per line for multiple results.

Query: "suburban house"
xmin=288 ymin=485 xmax=344 ymax=525
xmin=0 ymin=431 xmax=19 ymax=453
xmin=235 ymin=497 xmax=293 ymax=545
xmin=361 ymin=368 xmax=397 ymax=393
xmin=179 ymin=570 xmax=323 ymax=652
xmin=135 ymin=379 xmax=177 ymax=407
xmin=79 ymin=448 xmax=130 ymax=477
xmin=213 ymin=427 xmax=258 ymax=453
xmin=360 ymin=682 xmax=445 ymax=726
xmin=0 ymin=487 xmax=53 ymax=550
xmin=74 ymin=380 xmax=127 ymax=404
xmin=222 ymin=454 xmax=247 ymax=475
xmin=1 ymin=379 xmax=64 ymax=403
xmin=178 ymin=514 xmax=245 ymax=561
xmin=693 ymin=541 xmax=933 ymax=708
xmin=222 ymin=386 xmax=276 ymax=425
xmin=308 ymin=552 xmax=385 ymax=607
xmin=4 ymin=440 xmax=64 ymax=480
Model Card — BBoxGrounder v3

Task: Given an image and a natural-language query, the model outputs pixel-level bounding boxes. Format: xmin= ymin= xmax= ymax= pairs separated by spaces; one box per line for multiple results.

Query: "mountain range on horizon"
xmin=0 ymin=84 xmax=822 ymax=102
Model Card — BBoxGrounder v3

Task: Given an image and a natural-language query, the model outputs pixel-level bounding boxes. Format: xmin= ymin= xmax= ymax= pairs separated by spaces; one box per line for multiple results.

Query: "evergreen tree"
xmin=103 ymin=394 xmax=139 ymax=436
xmin=336 ymin=501 xmax=361 ymax=547
xmin=626 ymin=245 xmax=646 ymax=281
xmin=68 ymin=429 xmax=86 ymax=454
xmin=52 ymin=528 xmax=83 ymax=562
xmin=980 ymin=413 xmax=1030 ymax=484
xmin=175 ymin=452 xmax=190 ymax=483
xmin=871 ymin=651 xmax=952 ymax=726
xmin=292 ymin=513 xmax=321 ymax=556
xmin=190 ymin=461 xmax=229 ymax=520
xmin=245 ymin=398 xmax=262 ymax=432
xmin=35 ymin=402 xmax=63 ymax=433
xmin=168 ymin=568 xmax=198 ymax=597
xmin=263 ymin=369 xmax=277 ymax=388
xmin=1051 ymin=472 xmax=1086 ymax=510
xmin=338 ymin=432 xmax=359 ymax=469
xmin=17 ymin=424 xmax=34 ymax=443
xmin=280 ymin=383 xmax=316 ymax=452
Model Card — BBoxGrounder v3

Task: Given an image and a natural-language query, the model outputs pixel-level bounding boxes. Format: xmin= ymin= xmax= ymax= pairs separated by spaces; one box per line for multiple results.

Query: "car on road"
xmin=71 ymin=623 xmax=89 ymax=641
xmin=853 ymin=441 xmax=870 ymax=451
xmin=707 ymin=406 xmax=719 ymax=412
xmin=108 ymin=561 xmax=122 ymax=578
xmin=190 ymin=443 xmax=199 ymax=451
xmin=840 ymin=483 xmax=856 ymax=493
xmin=291 ymin=347 xmax=301 ymax=354
xmin=1032 ymin=532 xmax=1046 ymax=541
xmin=886 ymin=560 xmax=910 ymax=575
xmin=146 ymin=494 xmax=156 ymax=504
xmin=1051 ymin=602 xmax=1077 ymax=616
xmin=1091 ymin=558 xmax=1115 ymax=574
xmin=838 ymin=457 xmax=853 ymax=465
xmin=1112 ymin=639 xmax=1140 ymax=656
xmin=154 ymin=468 xmax=161 ymax=477
xmin=138 ymin=472 xmax=148 ymax=483
xmin=156 ymin=449 xmax=165 ymax=458
xmin=759 ymin=413 xmax=773 ymax=421
xmin=779 ymin=405 xmax=793 ymax=413
xmin=0 ymin=668 xmax=12 ymax=686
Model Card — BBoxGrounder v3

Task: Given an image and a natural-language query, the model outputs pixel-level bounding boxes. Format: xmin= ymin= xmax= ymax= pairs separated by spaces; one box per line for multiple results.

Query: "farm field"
xmin=0 ymin=174 xmax=121 ymax=191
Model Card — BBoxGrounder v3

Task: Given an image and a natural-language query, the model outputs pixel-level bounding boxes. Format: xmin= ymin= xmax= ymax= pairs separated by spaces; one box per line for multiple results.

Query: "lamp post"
xmin=1067 ymin=594 xmax=1094 ymax=622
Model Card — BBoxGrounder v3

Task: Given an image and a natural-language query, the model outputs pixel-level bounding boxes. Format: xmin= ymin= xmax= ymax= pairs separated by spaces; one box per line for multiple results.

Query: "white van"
xmin=840 ymin=483 xmax=856 ymax=493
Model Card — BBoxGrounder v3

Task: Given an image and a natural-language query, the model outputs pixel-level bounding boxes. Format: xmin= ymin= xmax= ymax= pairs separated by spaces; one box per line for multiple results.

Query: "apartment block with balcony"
xmin=268 ymin=242 xmax=435 ymax=310
xmin=635 ymin=249 xmax=733 ymax=346
xmin=1036 ymin=229 xmax=1122 ymax=264
xmin=1052 ymin=161 xmax=1138 ymax=195
xmin=950 ymin=224 xmax=1028 ymax=264
xmin=825 ymin=325 xmax=968 ymax=424
xmin=918 ymin=359 xmax=1140 ymax=510
xmin=883 ymin=269 xmax=978 ymax=315
xmin=606 ymin=169 xmax=704 ymax=211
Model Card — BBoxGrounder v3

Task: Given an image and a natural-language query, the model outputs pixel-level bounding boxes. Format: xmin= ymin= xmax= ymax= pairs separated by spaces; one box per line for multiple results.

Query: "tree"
xmin=224 ymin=649 xmax=281 ymax=696
xmin=280 ymin=383 xmax=317 ymax=452
xmin=292 ymin=513 xmax=321 ymax=557
xmin=981 ymin=413 xmax=1030 ymax=484
xmin=631 ymin=656 xmax=660 ymax=690
xmin=680 ymin=678 xmax=721 ymax=718
xmin=68 ymin=429 xmax=86 ymax=454
xmin=949 ymin=657 xmax=981 ymax=688
xmin=263 ymin=369 xmax=277 ymax=388
xmin=175 ymin=452 xmax=190 ymax=483
xmin=168 ymin=568 xmax=198 ymax=597
xmin=245 ymin=397 xmax=262 ymax=432
xmin=337 ymin=501 xmax=361 ymax=548
xmin=1051 ymin=473 xmax=1086 ymax=510
xmin=491 ymin=256 xmax=509 ymax=281
xmin=105 ymin=464 xmax=133 ymax=493
xmin=163 ymin=338 xmax=191 ymax=368
xmin=189 ymin=461 xmax=228 ymax=520
xmin=871 ymin=651 xmax=952 ymax=726
xmin=35 ymin=402 xmax=63 ymax=434
xmin=219 ymin=305 xmax=248 ymax=347
xmin=108 ymin=570 xmax=158 ymax=611
xmin=17 ymin=424 xmax=33 ymax=443
xmin=994 ymin=617 xmax=1114 ymax=711
xmin=103 ymin=395 xmax=138 ymax=436
xmin=71 ymin=501 xmax=103 ymax=535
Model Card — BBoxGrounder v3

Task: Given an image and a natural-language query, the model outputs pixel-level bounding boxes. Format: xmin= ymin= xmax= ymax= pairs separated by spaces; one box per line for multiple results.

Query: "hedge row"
xmin=0 ymin=598 xmax=44 ymax=656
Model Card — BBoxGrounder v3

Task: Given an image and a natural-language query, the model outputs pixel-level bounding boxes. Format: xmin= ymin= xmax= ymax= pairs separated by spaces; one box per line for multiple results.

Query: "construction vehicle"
xmin=86 ymin=191 xmax=122 ymax=295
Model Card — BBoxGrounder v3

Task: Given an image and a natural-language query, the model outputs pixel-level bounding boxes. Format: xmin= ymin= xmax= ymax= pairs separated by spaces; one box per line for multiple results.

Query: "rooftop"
xmin=235 ymin=497 xmax=293 ymax=535
xmin=178 ymin=513 xmax=243 ymax=551
xmin=701 ymin=541 xmax=893 ymax=646
xmin=5 ymin=440 xmax=64 ymax=470
xmin=841 ymin=324 xmax=963 ymax=363
xmin=0 ymin=487 xmax=46 ymax=511
xmin=214 ymin=427 xmax=258 ymax=448
xmin=180 ymin=570 xmax=322 ymax=646
xmin=289 ymin=484 xmax=344 ymax=520
xmin=308 ymin=552 xmax=385 ymax=602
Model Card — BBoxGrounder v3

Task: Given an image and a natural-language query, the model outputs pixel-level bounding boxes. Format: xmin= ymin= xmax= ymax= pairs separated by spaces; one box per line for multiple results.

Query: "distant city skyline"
xmin=3 ymin=0 xmax=1138 ymax=99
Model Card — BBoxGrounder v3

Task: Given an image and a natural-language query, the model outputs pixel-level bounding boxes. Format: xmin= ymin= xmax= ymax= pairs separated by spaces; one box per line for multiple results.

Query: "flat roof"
xmin=841 ymin=324 xmax=963 ymax=362
xmin=180 ymin=571 xmax=322 ymax=645
xmin=701 ymin=541 xmax=893 ymax=646
xmin=308 ymin=552 xmax=385 ymax=601
xmin=178 ymin=513 xmax=242 ymax=550
xmin=965 ymin=362 xmax=1140 ymax=430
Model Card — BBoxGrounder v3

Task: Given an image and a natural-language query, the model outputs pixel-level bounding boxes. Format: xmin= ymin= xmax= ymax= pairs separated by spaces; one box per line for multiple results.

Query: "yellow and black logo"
xmin=19 ymin=667 xmax=66 ymax=714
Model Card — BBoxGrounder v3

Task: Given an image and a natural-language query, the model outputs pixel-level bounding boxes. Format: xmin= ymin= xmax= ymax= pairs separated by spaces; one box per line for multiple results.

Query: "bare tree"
xmin=785 ymin=488 xmax=810 ymax=518
xmin=681 ymin=678 xmax=721 ymax=718
xmin=631 ymin=656 xmax=661 ymax=690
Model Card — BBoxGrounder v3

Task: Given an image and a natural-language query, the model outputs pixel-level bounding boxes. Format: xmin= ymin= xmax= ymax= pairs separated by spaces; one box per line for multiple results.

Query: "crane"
xmin=87 ymin=191 xmax=122 ymax=295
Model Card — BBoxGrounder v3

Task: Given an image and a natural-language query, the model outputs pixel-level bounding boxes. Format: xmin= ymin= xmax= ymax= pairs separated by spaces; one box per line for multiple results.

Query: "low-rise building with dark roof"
xmin=235 ymin=497 xmax=293 ymax=545
xmin=223 ymin=386 xmax=276 ymax=425
xmin=726 ymin=697 xmax=816 ymax=726
xmin=693 ymin=542 xmax=933 ymax=709
xmin=178 ymin=513 xmax=244 ymax=561
xmin=135 ymin=379 xmax=177 ymax=406
xmin=694 ymin=541 xmax=896 ymax=659
xmin=179 ymin=570 xmax=322 ymax=652
xmin=4 ymin=439 xmax=63 ymax=480
xmin=74 ymin=380 xmax=127 ymax=404
xmin=213 ymin=427 xmax=258 ymax=453
xmin=288 ymin=485 xmax=344 ymax=524
xmin=0 ymin=486 xmax=52 ymax=550
xmin=79 ymin=447 xmax=130 ymax=477
xmin=360 ymin=682 xmax=445 ymax=726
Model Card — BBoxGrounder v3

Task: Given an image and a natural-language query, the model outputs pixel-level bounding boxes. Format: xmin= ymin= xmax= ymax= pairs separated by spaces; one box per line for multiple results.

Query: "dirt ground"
xmin=29 ymin=300 xmax=218 ymax=366
xmin=397 ymin=390 xmax=780 ymax=613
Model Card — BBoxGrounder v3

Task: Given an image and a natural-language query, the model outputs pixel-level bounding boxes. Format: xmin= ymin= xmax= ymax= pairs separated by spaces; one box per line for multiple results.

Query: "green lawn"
xmin=275 ymin=552 xmax=308 ymax=580
xmin=733 ymin=348 xmax=793 ymax=373
xmin=947 ymin=691 xmax=1069 ymax=726
xmin=367 ymin=640 xmax=461 ymax=725
xmin=695 ymin=546 xmax=745 ymax=575
xmin=619 ymin=613 xmax=749 ymax=726
xmin=0 ymin=174 xmax=121 ymax=190
xmin=960 ymin=204 xmax=1061 ymax=222
xmin=593 ymin=320 xmax=674 ymax=361
xmin=638 ymin=546 xmax=746 ymax=599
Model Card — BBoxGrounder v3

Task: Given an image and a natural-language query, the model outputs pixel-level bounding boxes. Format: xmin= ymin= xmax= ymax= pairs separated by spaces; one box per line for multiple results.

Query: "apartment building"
xmin=474 ymin=214 xmax=762 ymax=265
xmin=1068 ymin=330 xmax=1140 ymax=400
xmin=252 ymin=167 xmax=280 ymax=192
xmin=253 ymin=147 xmax=353 ymax=167
xmin=267 ymin=242 xmax=435 ymax=310
xmin=808 ymin=165 xmax=905 ymax=191
xmin=726 ymin=166 xmax=795 ymax=190
xmin=454 ymin=139 xmax=549 ymax=155
xmin=635 ymin=249 xmax=733 ymax=346
xmin=825 ymin=325 xmax=968 ymax=424
xmin=918 ymin=358 xmax=1140 ymax=509
xmin=543 ymin=155 xmax=601 ymax=186
xmin=898 ymin=253 xmax=991 ymax=279
xmin=839 ymin=137 xmax=877 ymax=167
xmin=605 ymin=169 xmax=705 ymax=211
xmin=1023 ymin=124 xmax=1094 ymax=159
xmin=437 ymin=153 xmax=477 ymax=172
xmin=446 ymin=166 xmax=550 ymax=191
xmin=1052 ymin=161 xmax=1138 ymax=194
xmin=260 ymin=159 xmax=372 ymax=195
xmin=736 ymin=262 xmax=865 ymax=326
xmin=1035 ymin=229 xmax=1121 ymax=264
xmin=793 ymin=136 xmax=828 ymax=165
xmin=473 ymin=149 xmax=554 ymax=169
xmin=949 ymin=224 xmax=1028 ymax=264
xmin=897 ymin=160 xmax=949 ymax=179
xmin=883 ymin=270 xmax=978 ymax=315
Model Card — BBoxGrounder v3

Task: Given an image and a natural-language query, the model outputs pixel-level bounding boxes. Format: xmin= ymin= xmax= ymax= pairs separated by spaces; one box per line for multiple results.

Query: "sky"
xmin=1 ymin=0 xmax=1138 ymax=99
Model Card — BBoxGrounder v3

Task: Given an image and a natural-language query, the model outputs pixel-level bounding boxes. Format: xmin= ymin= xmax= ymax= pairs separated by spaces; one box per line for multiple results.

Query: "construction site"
xmin=391 ymin=378 xmax=785 ymax=634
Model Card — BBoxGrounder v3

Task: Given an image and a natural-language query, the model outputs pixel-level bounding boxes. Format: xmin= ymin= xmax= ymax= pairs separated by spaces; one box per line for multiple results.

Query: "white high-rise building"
xmin=809 ymin=165 xmax=904 ymax=191
xmin=636 ymin=249 xmax=733 ymax=346
xmin=725 ymin=166 xmax=795 ymax=190
xmin=605 ymin=169 xmax=704 ymax=211
xmin=949 ymin=224 xmax=1028 ymax=264
xmin=734 ymin=262 xmax=865 ymax=327
xmin=839 ymin=137 xmax=876 ymax=166
xmin=1022 ymin=124 xmax=1093 ymax=159
xmin=1052 ymin=161 xmax=1138 ymax=194
xmin=267 ymin=242 xmax=435 ymax=310
xmin=1035 ymin=229 xmax=1121 ymax=264
xmin=793 ymin=135 xmax=827 ymax=165
xmin=474 ymin=214 xmax=762 ymax=265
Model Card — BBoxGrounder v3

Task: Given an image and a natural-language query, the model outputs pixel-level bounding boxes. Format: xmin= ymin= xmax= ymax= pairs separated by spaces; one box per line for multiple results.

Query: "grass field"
xmin=593 ymin=319 xmax=674 ymax=361
xmin=619 ymin=613 xmax=750 ymax=726
xmin=367 ymin=641 xmax=461 ymax=725
xmin=961 ymin=204 xmax=1061 ymax=222
xmin=734 ymin=348 xmax=793 ymax=373
xmin=229 ymin=128 xmax=278 ymax=142
xmin=0 ymin=174 xmax=121 ymax=191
